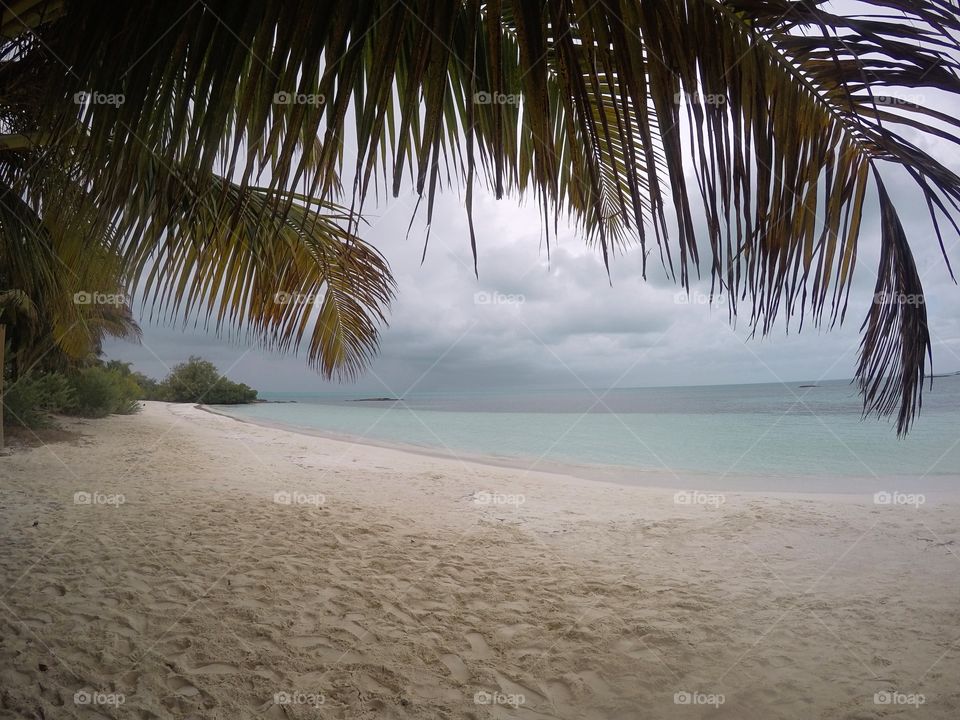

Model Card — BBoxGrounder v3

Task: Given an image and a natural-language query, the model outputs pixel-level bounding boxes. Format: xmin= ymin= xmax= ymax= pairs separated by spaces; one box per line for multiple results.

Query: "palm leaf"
xmin=0 ymin=172 xmax=141 ymax=372
xmin=118 ymin=163 xmax=395 ymax=380
xmin=6 ymin=0 xmax=960 ymax=431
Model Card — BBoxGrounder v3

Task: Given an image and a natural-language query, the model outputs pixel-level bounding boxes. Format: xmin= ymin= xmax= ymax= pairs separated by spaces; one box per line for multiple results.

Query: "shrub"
xmin=104 ymin=360 xmax=162 ymax=402
xmin=112 ymin=373 xmax=143 ymax=415
xmin=3 ymin=373 xmax=75 ymax=428
xmin=65 ymin=366 xmax=142 ymax=418
xmin=161 ymin=356 xmax=257 ymax=404
xmin=131 ymin=371 xmax=162 ymax=400
xmin=42 ymin=356 xmax=258 ymax=409
xmin=162 ymin=356 xmax=218 ymax=401
xmin=3 ymin=363 xmax=143 ymax=429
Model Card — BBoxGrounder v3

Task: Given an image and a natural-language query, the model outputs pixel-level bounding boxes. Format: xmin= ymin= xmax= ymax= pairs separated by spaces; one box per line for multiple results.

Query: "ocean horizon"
xmin=213 ymin=376 xmax=960 ymax=495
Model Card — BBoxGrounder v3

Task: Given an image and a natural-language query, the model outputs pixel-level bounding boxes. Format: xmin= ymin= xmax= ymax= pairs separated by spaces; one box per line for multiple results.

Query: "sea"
xmin=212 ymin=376 xmax=960 ymax=495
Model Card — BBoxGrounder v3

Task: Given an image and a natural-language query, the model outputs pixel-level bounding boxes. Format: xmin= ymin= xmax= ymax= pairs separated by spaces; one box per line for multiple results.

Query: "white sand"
xmin=0 ymin=401 xmax=958 ymax=719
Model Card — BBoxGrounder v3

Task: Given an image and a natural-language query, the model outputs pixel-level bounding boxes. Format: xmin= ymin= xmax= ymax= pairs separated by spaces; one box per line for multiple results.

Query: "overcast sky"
xmin=103 ymin=13 xmax=960 ymax=398
xmin=103 ymin=173 xmax=960 ymax=397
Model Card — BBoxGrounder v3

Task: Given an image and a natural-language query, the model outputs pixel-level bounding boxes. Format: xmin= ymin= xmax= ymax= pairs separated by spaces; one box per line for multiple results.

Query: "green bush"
xmin=3 ymin=373 xmax=75 ymax=428
xmin=2 ymin=363 xmax=144 ymax=429
xmin=65 ymin=366 xmax=142 ymax=418
xmin=131 ymin=371 xmax=162 ymax=400
xmin=161 ymin=356 xmax=257 ymax=404
xmin=103 ymin=360 xmax=166 ymax=401
xmin=2 ymin=354 xmax=255 ymax=431
xmin=112 ymin=373 xmax=143 ymax=415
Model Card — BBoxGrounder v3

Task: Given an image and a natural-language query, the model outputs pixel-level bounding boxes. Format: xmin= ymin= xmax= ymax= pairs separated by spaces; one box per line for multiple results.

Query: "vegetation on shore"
xmin=143 ymin=357 xmax=258 ymax=405
xmin=3 ymin=365 xmax=141 ymax=430
xmin=3 ymin=357 xmax=256 ymax=432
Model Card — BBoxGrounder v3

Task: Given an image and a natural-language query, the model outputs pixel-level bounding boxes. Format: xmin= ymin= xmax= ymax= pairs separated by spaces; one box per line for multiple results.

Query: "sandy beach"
xmin=1 ymin=401 xmax=958 ymax=719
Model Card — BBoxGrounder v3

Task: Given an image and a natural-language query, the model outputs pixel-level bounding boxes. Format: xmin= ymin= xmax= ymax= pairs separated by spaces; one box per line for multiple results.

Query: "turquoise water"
xmin=213 ymin=378 xmax=960 ymax=494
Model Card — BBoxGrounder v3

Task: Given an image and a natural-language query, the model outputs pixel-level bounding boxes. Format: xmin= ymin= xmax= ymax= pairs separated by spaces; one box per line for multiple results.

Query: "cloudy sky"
xmin=103 ymin=171 xmax=960 ymax=398
xmin=103 ymin=19 xmax=960 ymax=399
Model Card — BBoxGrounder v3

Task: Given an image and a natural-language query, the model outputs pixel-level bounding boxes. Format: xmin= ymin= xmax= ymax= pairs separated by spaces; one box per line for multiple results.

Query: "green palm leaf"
xmin=121 ymin=164 xmax=395 ymax=380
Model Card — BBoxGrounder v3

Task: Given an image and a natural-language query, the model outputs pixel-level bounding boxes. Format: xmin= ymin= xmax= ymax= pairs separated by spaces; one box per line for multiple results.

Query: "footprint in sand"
xmin=614 ymin=636 xmax=650 ymax=660
xmin=148 ymin=600 xmax=182 ymax=612
xmin=122 ymin=573 xmax=154 ymax=594
xmin=440 ymin=653 xmax=470 ymax=683
xmin=113 ymin=611 xmax=148 ymax=637
xmin=253 ymin=667 xmax=284 ymax=682
xmin=248 ymin=636 xmax=282 ymax=652
xmin=288 ymin=635 xmax=328 ymax=648
xmin=22 ymin=611 xmax=53 ymax=626
xmin=186 ymin=663 xmax=240 ymax=675
xmin=543 ymin=678 xmax=576 ymax=706
xmin=493 ymin=671 xmax=546 ymax=706
xmin=464 ymin=632 xmax=494 ymax=659
xmin=380 ymin=601 xmax=416 ymax=626
xmin=110 ymin=637 xmax=133 ymax=657
xmin=335 ymin=616 xmax=368 ymax=639
xmin=288 ymin=637 xmax=367 ymax=663
xmin=494 ymin=622 xmax=536 ymax=643
xmin=167 ymin=675 xmax=201 ymax=697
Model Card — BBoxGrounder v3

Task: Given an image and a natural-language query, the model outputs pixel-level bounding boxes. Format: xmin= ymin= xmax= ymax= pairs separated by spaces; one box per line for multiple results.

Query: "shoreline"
xmin=200 ymin=402 xmax=960 ymax=501
xmin=197 ymin=402 xmax=720 ymax=496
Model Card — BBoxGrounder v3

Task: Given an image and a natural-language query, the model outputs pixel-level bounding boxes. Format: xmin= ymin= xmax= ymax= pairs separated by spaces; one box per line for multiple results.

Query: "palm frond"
xmin=0 ymin=172 xmax=140 ymax=371
xmin=0 ymin=288 xmax=36 ymax=320
xmin=120 ymin=163 xmax=395 ymax=380
xmin=6 ymin=0 xmax=960 ymax=431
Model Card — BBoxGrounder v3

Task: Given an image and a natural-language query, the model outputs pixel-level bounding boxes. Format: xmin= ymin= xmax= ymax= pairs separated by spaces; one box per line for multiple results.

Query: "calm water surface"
xmin=214 ymin=377 xmax=960 ymax=494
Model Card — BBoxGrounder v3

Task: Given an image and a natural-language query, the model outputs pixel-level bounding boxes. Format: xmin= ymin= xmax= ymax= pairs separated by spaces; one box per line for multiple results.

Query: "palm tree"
xmin=0 ymin=177 xmax=142 ymax=444
xmin=0 ymin=289 xmax=36 ymax=449
xmin=3 ymin=0 xmax=959 ymax=434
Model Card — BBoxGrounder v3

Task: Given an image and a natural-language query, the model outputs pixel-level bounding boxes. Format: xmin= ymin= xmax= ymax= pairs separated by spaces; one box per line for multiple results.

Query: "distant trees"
xmin=150 ymin=356 xmax=257 ymax=405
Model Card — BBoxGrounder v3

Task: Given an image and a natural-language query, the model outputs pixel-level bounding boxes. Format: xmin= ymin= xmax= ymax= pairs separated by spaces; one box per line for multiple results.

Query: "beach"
xmin=1 ymin=401 xmax=958 ymax=719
